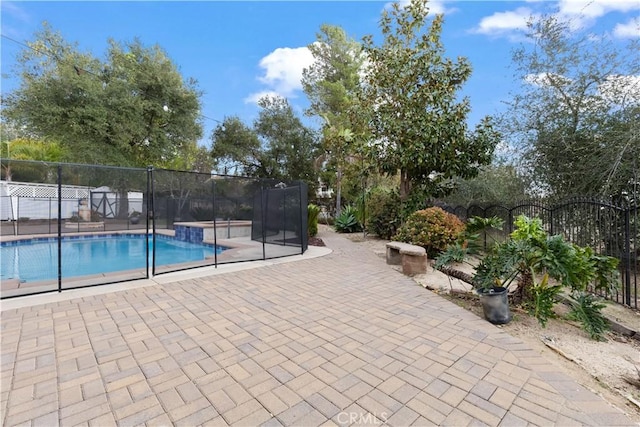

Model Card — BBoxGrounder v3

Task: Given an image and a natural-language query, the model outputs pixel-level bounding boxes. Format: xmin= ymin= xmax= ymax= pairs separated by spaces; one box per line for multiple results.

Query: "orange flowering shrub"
xmin=394 ymin=207 xmax=465 ymax=257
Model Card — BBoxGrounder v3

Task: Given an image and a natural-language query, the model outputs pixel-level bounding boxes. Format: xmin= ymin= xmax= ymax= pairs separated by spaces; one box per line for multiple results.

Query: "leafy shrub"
xmin=90 ymin=210 xmax=103 ymax=222
xmin=308 ymin=204 xmax=320 ymax=237
xmin=475 ymin=215 xmax=619 ymax=331
xmin=394 ymin=207 xmax=465 ymax=257
xmin=334 ymin=205 xmax=362 ymax=233
xmin=527 ymin=274 xmax=563 ymax=327
xmin=567 ymin=292 xmax=610 ymax=341
xmin=190 ymin=206 xmax=213 ymax=221
xmin=366 ymin=189 xmax=402 ymax=239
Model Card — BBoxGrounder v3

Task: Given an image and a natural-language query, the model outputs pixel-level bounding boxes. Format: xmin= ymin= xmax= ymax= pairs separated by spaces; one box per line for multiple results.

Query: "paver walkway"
xmin=1 ymin=231 xmax=636 ymax=426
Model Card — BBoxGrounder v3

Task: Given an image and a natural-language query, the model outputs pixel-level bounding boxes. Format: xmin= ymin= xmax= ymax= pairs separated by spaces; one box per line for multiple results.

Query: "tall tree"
xmin=360 ymin=0 xmax=499 ymax=208
xmin=302 ymin=24 xmax=367 ymax=214
xmin=210 ymin=96 xmax=319 ymax=187
xmin=1 ymin=23 xmax=203 ymax=168
xmin=1 ymin=138 xmax=67 ymax=181
xmin=504 ymin=15 xmax=640 ymax=200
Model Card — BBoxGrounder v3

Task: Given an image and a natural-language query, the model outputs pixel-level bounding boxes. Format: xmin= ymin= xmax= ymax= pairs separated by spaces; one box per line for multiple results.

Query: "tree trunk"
xmin=399 ymin=168 xmax=411 ymax=201
xmin=436 ymin=265 xmax=478 ymax=287
xmin=513 ymin=269 xmax=534 ymax=305
xmin=335 ymin=167 xmax=342 ymax=216
xmin=118 ymin=189 xmax=129 ymax=219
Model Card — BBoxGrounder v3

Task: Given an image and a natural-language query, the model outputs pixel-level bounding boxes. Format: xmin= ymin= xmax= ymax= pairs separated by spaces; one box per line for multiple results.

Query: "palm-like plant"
xmin=474 ymin=216 xmax=619 ymax=328
xmin=437 ymin=215 xmax=619 ymax=335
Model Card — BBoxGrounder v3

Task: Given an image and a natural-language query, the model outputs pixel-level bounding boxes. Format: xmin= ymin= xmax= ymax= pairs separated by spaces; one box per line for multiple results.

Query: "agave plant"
xmin=334 ymin=205 xmax=362 ymax=233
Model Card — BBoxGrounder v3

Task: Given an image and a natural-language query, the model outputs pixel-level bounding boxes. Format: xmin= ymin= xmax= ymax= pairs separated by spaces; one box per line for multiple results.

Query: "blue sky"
xmin=1 ymin=1 xmax=638 ymax=147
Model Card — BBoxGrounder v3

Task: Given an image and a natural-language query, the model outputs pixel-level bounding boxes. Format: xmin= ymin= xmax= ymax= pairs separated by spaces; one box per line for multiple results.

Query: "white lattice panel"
xmin=6 ymin=182 xmax=89 ymax=199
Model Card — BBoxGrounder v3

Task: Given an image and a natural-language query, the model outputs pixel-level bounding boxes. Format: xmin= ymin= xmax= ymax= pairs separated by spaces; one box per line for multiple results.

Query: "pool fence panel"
xmin=1 ymin=159 xmax=309 ymax=299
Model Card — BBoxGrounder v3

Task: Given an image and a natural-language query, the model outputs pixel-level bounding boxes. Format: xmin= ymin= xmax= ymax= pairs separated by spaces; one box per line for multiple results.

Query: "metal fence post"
xmin=212 ymin=179 xmax=218 ymax=268
xmin=508 ymin=209 xmax=513 ymax=234
xmin=261 ymin=185 xmax=266 ymax=260
xmin=146 ymin=166 xmax=151 ymax=278
xmin=299 ymin=183 xmax=304 ymax=255
xmin=623 ymin=207 xmax=631 ymax=306
xmin=57 ymin=165 xmax=62 ymax=293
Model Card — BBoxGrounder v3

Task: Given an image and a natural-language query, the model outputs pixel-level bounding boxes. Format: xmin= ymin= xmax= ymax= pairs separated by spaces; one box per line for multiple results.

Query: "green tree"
xmin=210 ymin=116 xmax=261 ymax=175
xmin=360 ymin=0 xmax=499 ymax=209
xmin=2 ymin=23 xmax=203 ymax=168
xmin=1 ymin=137 xmax=67 ymax=181
xmin=210 ymin=96 xmax=319 ymax=190
xmin=442 ymin=164 xmax=530 ymax=207
xmin=302 ymin=24 xmax=367 ymax=214
xmin=504 ymin=15 xmax=640 ymax=200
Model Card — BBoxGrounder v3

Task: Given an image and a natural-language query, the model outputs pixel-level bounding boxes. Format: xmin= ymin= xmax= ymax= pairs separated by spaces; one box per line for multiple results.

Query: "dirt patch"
xmin=309 ymin=236 xmax=326 ymax=247
xmin=338 ymin=229 xmax=640 ymax=422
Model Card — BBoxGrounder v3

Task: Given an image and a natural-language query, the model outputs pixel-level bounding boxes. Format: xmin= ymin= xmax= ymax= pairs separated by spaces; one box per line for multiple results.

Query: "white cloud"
xmin=524 ymin=72 xmax=572 ymax=87
xmin=613 ymin=16 xmax=640 ymax=38
xmin=472 ymin=7 xmax=535 ymax=36
xmin=243 ymin=90 xmax=282 ymax=105
xmin=1 ymin=2 xmax=30 ymax=22
xmin=558 ymin=0 xmax=640 ymax=19
xmin=474 ymin=1 xmax=639 ymax=39
xmin=556 ymin=0 xmax=640 ymax=30
xmin=0 ymin=2 xmax=31 ymax=39
xmin=245 ymin=47 xmax=313 ymax=105
xmin=383 ymin=0 xmax=453 ymax=15
xmin=599 ymin=74 xmax=640 ymax=105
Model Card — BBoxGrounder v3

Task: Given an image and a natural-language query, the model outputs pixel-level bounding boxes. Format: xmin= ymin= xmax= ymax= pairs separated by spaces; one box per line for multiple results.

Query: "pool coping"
xmin=0 ymin=244 xmax=332 ymax=311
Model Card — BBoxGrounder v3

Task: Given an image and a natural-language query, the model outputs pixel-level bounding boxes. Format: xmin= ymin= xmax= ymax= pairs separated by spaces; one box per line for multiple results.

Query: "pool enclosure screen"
xmin=0 ymin=160 xmax=309 ymax=299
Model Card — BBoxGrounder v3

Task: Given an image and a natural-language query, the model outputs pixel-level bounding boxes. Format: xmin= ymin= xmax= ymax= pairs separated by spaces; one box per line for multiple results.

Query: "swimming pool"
xmin=1 ymin=234 xmax=226 ymax=283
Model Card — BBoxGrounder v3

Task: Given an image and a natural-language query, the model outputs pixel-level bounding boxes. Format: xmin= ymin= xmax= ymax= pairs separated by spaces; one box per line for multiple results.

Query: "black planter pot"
xmin=478 ymin=286 xmax=512 ymax=324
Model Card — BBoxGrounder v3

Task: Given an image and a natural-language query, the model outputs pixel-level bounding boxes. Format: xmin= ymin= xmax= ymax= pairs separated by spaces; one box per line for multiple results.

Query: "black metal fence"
xmin=445 ymin=198 xmax=639 ymax=309
xmin=1 ymin=159 xmax=308 ymax=299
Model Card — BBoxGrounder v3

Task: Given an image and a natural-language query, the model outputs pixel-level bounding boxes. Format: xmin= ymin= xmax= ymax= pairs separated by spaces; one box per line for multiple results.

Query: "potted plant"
xmin=129 ymin=211 xmax=142 ymax=224
xmin=435 ymin=216 xmax=511 ymax=324
xmin=438 ymin=215 xmax=619 ymax=336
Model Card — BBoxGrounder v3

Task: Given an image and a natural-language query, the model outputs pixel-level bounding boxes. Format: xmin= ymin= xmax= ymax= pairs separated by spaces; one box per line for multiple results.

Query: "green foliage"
xmin=567 ymin=292 xmax=610 ymax=341
xmin=504 ymin=15 xmax=640 ymax=199
xmin=2 ymin=23 xmax=203 ymax=168
xmin=302 ymin=24 xmax=368 ymax=216
xmin=394 ymin=207 xmax=465 ymax=257
xmin=308 ymin=204 xmax=321 ymax=237
xmin=473 ymin=215 xmax=620 ymax=327
xmin=360 ymin=0 xmax=499 ymax=202
xmin=462 ymin=216 xmax=505 ymax=254
xmin=434 ymin=242 xmax=468 ymax=270
xmin=435 ymin=215 xmax=505 ymax=271
xmin=210 ymin=97 xmax=319 ymax=193
xmin=528 ymin=273 xmax=562 ymax=327
xmin=1 ymin=138 xmax=68 ymax=181
xmin=442 ymin=164 xmax=530 ymax=207
xmin=365 ymin=188 xmax=402 ymax=239
xmin=334 ymin=205 xmax=362 ymax=233
xmin=190 ymin=206 xmax=213 ymax=221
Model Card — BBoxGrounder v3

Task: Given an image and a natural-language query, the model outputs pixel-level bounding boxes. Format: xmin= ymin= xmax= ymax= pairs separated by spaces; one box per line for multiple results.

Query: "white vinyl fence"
xmin=0 ymin=181 xmax=142 ymax=221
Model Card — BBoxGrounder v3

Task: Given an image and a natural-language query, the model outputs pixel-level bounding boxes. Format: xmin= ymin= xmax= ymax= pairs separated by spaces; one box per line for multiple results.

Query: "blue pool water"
xmin=1 ymin=235 xmax=225 ymax=282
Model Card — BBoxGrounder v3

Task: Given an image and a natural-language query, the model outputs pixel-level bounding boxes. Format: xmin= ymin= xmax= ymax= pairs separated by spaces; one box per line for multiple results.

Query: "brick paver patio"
xmin=1 ymin=231 xmax=636 ymax=426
